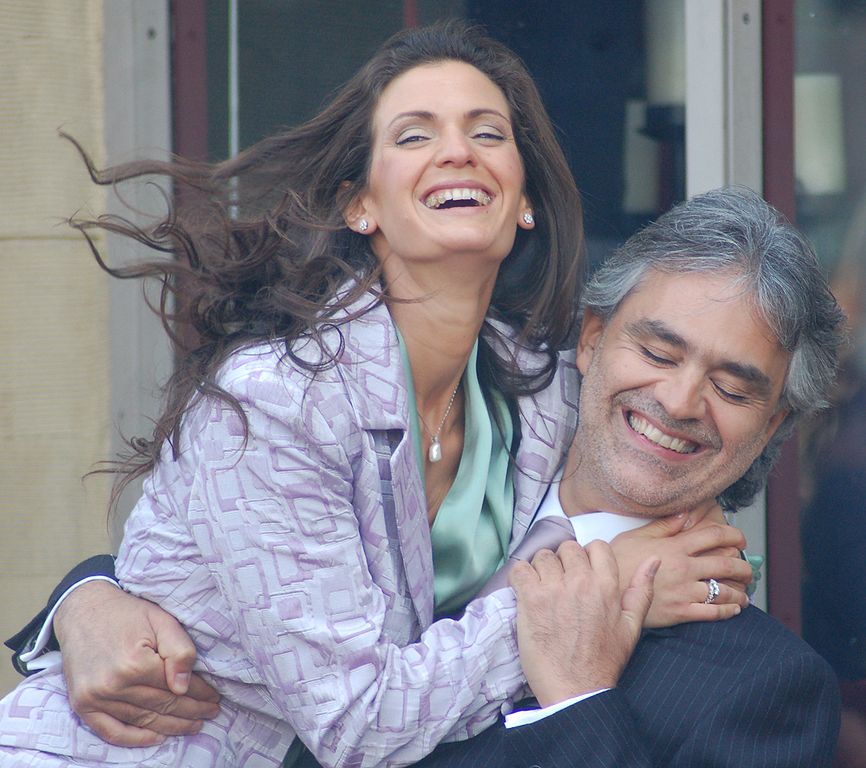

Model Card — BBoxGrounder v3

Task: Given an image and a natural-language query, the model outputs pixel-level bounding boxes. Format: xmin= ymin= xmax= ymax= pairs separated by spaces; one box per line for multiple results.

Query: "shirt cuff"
xmin=18 ymin=575 xmax=120 ymax=668
xmin=503 ymin=688 xmax=611 ymax=729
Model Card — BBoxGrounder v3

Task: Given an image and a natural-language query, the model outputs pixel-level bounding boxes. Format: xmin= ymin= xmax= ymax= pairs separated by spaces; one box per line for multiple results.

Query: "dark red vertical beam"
xmin=169 ymin=0 xmax=209 ymax=352
xmin=171 ymin=0 xmax=208 ymax=161
xmin=403 ymin=0 xmax=419 ymax=29
xmin=763 ymin=1 xmax=796 ymax=219
xmin=762 ymin=0 xmax=801 ymax=635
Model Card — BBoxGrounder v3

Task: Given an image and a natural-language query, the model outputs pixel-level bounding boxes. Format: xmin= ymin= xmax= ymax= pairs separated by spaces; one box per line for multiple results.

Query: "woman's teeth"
xmin=424 ymin=188 xmax=492 ymax=208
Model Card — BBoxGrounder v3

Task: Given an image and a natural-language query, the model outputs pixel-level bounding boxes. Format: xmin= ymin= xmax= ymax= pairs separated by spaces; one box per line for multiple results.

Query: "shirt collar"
xmin=535 ymin=471 xmax=651 ymax=545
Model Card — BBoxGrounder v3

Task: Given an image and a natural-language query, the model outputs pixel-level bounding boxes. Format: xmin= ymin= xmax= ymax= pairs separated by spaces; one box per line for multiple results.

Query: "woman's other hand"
xmin=54 ymin=581 xmax=220 ymax=746
xmin=610 ymin=507 xmax=751 ymax=628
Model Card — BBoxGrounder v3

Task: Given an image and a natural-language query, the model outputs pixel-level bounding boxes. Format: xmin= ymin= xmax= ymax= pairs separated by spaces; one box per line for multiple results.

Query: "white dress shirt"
xmin=505 ymin=478 xmax=651 ymax=728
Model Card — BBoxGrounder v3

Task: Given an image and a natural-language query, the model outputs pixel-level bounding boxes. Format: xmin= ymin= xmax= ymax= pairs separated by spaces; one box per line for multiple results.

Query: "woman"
xmin=0 ymin=21 xmax=749 ymax=768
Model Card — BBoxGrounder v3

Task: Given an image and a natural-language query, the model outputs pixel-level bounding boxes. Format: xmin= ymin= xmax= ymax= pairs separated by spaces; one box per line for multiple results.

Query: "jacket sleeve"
xmin=174 ymin=367 xmax=526 ymax=768
xmin=4 ymin=555 xmax=117 ymax=675
xmin=412 ymin=644 xmax=840 ymax=767
xmin=410 ymin=690 xmax=651 ymax=768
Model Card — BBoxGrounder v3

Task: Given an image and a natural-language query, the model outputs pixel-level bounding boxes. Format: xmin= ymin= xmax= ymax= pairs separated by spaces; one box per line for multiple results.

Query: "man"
xmin=411 ymin=186 xmax=844 ymax=766
xmin=6 ymin=188 xmax=844 ymax=766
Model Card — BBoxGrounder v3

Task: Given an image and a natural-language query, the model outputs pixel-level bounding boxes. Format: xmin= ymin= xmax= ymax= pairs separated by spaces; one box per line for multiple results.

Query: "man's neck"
xmin=557 ymin=441 xmax=641 ymax=518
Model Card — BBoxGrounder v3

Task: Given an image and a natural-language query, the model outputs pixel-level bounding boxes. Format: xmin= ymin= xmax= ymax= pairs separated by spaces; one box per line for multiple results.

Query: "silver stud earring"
xmin=522 ymin=211 xmax=534 ymax=226
xmin=358 ymin=218 xmax=369 ymax=233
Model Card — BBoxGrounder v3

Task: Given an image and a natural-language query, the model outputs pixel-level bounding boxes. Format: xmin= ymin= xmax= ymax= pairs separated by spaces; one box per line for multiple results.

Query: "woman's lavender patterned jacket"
xmin=0 ymin=293 xmax=578 ymax=768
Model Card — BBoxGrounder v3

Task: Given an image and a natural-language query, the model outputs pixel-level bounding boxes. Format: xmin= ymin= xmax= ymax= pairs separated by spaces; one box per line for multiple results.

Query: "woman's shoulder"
xmin=214 ymin=339 xmax=342 ymax=405
xmin=209 ymin=302 xmax=404 ymax=428
xmin=215 ymin=299 xmax=394 ymax=392
xmin=181 ymin=341 xmax=355 ymax=456
xmin=221 ymin=338 xmax=318 ymax=373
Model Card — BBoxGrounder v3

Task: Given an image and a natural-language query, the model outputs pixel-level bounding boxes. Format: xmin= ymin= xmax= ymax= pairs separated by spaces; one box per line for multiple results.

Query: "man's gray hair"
xmin=580 ymin=186 xmax=846 ymax=510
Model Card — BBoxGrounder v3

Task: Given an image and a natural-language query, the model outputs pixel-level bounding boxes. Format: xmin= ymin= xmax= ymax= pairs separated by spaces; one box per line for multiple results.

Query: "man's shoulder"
xmin=639 ymin=605 xmax=832 ymax=676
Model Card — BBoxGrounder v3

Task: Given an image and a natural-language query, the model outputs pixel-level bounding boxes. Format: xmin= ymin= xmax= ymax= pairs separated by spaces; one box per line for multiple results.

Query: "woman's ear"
xmin=517 ymin=193 xmax=535 ymax=230
xmin=341 ymin=184 xmax=377 ymax=235
xmin=576 ymin=309 xmax=605 ymax=375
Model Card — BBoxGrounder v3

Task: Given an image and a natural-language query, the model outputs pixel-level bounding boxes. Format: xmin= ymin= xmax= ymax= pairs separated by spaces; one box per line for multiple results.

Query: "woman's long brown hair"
xmin=72 ymin=20 xmax=585 ymax=513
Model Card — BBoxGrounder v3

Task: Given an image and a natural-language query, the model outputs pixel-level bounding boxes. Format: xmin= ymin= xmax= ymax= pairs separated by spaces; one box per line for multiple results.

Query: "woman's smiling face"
xmin=355 ymin=60 xmax=533 ymax=283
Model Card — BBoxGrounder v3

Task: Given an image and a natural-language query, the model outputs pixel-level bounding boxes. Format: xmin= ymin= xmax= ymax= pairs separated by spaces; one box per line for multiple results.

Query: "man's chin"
xmin=604 ymin=467 xmax=729 ymax=519
xmin=605 ymin=484 xmax=707 ymax=519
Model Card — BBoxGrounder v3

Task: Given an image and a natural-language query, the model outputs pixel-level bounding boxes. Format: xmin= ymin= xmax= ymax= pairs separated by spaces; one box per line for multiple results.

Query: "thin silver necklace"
xmin=418 ymin=380 xmax=461 ymax=463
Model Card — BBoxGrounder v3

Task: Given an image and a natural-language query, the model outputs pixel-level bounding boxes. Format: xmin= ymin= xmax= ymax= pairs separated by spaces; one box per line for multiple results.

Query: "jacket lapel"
xmin=335 ymin=297 xmax=435 ymax=630
xmin=334 ymin=295 xmax=578 ymax=629
xmin=386 ymin=431 xmax=435 ymax=628
xmin=510 ymin=353 xmax=579 ymax=553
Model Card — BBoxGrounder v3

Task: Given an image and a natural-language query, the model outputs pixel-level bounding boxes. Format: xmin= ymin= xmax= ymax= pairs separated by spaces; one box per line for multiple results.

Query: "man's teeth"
xmin=423 ymin=188 xmax=492 ymax=208
xmin=627 ymin=413 xmax=697 ymax=454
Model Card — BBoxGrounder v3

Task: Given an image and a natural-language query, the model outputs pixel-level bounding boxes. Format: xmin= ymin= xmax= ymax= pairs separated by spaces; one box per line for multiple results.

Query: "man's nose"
xmin=654 ymin=370 xmax=706 ymax=421
xmin=435 ymin=128 xmax=476 ymax=167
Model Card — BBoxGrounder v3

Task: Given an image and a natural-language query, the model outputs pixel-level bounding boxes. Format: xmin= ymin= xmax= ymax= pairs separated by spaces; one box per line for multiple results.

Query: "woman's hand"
xmin=54 ymin=581 xmax=221 ymax=746
xmin=609 ymin=507 xmax=752 ymax=628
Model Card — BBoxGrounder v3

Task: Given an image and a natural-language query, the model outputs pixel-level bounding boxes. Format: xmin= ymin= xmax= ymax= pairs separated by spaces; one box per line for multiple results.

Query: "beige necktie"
xmin=476 ymin=516 xmax=576 ymax=597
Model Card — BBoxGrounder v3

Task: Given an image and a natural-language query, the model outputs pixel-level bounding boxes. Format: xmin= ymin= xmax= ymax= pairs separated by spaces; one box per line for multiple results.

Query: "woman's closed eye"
xmin=471 ymin=128 xmax=506 ymax=143
xmin=395 ymin=129 xmax=432 ymax=146
xmin=396 ymin=129 xmax=506 ymax=146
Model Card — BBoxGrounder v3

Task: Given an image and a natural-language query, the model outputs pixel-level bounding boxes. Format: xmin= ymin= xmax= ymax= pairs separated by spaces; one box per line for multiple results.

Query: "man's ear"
xmin=764 ymin=406 xmax=791 ymax=442
xmin=576 ymin=309 xmax=605 ymax=375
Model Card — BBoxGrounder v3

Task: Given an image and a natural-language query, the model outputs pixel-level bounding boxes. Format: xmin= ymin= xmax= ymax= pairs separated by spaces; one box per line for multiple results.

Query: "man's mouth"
xmin=627 ymin=412 xmax=698 ymax=454
xmin=423 ymin=188 xmax=492 ymax=209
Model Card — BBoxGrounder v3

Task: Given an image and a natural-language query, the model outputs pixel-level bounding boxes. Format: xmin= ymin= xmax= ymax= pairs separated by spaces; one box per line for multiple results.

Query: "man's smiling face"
xmin=571 ymin=268 xmax=791 ymax=517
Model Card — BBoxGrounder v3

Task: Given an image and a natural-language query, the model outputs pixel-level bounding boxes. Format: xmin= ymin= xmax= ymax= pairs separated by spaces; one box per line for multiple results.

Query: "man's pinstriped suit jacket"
xmin=414 ymin=603 xmax=840 ymax=767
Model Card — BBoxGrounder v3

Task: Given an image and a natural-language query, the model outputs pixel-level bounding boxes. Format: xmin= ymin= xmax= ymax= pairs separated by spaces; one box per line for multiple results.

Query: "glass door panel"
xmin=795 ymin=2 xmax=866 ymax=763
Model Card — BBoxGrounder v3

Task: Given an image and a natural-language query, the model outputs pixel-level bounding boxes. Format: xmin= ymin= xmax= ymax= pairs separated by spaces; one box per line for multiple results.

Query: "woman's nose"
xmin=435 ymin=128 xmax=476 ymax=167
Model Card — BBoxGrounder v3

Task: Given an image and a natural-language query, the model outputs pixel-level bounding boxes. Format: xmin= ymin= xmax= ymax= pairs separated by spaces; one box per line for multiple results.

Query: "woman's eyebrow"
xmin=466 ymin=108 xmax=510 ymax=122
xmin=388 ymin=110 xmax=435 ymax=127
xmin=387 ymin=108 xmax=511 ymax=129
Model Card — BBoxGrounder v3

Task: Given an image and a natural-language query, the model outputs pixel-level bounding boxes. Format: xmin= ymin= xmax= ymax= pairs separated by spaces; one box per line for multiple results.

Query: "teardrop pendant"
xmin=428 ymin=437 xmax=442 ymax=463
xmin=419 ymin=379 xmax=460 ymax=465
